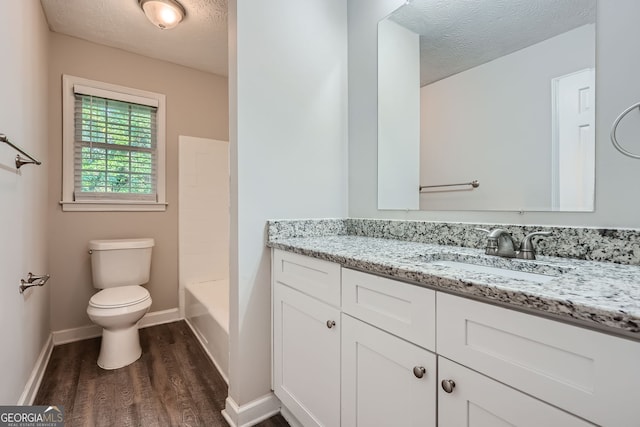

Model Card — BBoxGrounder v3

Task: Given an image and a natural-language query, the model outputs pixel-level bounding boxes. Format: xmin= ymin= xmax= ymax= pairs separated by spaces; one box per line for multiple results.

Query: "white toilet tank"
xmin=89 ymin=238 xmax=154 ymax=289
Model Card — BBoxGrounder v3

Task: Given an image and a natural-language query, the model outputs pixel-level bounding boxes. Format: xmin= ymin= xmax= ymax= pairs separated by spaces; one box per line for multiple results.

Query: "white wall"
xmin=420 ymin=24 xmax=594 ymax=211
xmin=178 ymin=136 xmax=229 ymax=315
xmin=349 ymin=0 xmax=640 ymax=228
xmin=378 ymin=19 xmax=420 ymax=210
xmin=0 ymin=0 xmax=50 ymax=403
xmin=228 ymin=0 xmax=348 ymax=416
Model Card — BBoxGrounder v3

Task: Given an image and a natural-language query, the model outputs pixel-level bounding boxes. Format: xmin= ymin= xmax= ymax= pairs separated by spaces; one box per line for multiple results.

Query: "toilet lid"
xmin=89 ymin=286 xmax=150 ymax=308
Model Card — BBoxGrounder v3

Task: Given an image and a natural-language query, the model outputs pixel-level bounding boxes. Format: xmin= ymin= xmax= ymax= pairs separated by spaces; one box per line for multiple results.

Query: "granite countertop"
xmin=267 ymin=235 xmax=640 ymax=338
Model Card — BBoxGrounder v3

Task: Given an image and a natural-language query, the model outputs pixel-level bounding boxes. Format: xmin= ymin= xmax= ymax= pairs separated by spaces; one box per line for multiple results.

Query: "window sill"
xmin=59 ymin=201 xmax=168 ymax=212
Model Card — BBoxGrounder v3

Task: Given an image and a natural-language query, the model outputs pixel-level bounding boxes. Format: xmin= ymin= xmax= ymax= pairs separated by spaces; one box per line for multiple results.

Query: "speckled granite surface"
xmin=347 ymin=219 xmax=640 ymax=266
xmin=267 ymin=219 xmax=347 ymax=240
xmin=268 ymin=218 xmax=640 ymax=265
xmin=267 ymin=220 xmax=640 ymax=338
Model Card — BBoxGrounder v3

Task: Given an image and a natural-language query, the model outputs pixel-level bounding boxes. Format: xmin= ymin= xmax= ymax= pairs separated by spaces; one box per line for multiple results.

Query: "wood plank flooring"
xmin=35 ymin=321 xmax=289 ymax=427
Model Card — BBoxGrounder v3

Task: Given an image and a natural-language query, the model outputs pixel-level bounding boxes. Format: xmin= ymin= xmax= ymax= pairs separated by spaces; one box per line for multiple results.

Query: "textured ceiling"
xmin=40 ymin=0 xmax=228 ymax=76
xmin=389 ymin=0 xmax=596 ymax=86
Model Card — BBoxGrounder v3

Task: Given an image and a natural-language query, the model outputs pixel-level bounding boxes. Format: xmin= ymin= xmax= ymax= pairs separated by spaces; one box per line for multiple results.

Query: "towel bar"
xmin=0 ymin=133 xmax=42 ymax=169
xmin=420 ymin=180 xmax=479 ymax=192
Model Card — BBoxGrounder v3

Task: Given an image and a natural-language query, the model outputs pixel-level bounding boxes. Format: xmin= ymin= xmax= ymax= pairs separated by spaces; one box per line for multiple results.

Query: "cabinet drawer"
xmin=438 ymin=357 xmax=592 ymax=427
xmin=342 ymin=268 xmax=436 ymax=351
xmin=273 ymin=249 xmax=341 ymax=306
xmin=437 ymin=292 xmax=640 ymax=426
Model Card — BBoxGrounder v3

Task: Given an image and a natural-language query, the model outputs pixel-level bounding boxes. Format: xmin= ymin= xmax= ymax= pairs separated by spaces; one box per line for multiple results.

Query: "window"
xmin=61 ymin=75 xmax=166 ymax=211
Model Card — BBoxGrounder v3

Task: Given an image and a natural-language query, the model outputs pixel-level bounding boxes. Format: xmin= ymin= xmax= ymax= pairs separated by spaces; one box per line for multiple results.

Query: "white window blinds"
xmin=73 ymin=93 xmax=158 ymax=201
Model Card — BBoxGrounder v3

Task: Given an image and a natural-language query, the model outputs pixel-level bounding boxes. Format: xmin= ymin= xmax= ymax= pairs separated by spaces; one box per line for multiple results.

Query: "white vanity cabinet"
xmin=272 ymin=250 xmax=342 ymax=427
xmin=341 ymin=269 xmax=437 ymax=427
xmin=272 ymin=249 xmax=640 ymax=427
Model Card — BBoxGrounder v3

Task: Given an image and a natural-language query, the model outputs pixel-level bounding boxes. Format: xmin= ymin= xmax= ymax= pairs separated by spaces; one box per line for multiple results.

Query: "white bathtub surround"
xmin=178 ymin=136 xmax=230 ymax=381
xmin=185 ymin=280 xmax=229 ymax=382
xmin=178 ymin=136 xmax=230 ymax=318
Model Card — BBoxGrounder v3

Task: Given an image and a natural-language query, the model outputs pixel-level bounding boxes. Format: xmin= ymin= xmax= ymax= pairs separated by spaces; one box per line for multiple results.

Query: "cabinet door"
xmin=438 ymin=358 xmax=593 ymax=427
xmin=437 ymin=292 xmax=640 ymax=426
xmin=341 ymin=314 xmax=436 ymax=427
xmin=273 ymin=283 xmax=341 ymax=427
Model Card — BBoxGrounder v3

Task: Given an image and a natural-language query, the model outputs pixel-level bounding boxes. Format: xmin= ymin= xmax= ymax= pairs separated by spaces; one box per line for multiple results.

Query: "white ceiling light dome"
xmin=139 ymin=0 xmax=186 ymax=30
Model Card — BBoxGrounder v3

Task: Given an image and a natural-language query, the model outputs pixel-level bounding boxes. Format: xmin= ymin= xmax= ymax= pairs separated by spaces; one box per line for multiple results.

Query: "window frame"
xmin=61 ymin=75 xmax=167 ymax=212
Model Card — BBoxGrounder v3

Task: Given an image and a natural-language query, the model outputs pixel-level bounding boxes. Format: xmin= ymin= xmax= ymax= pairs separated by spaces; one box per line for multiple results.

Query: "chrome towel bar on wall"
xmin=0 ymin=133 xmax=42 ymax=169
xmin=419 ymin=180 xmax=480 ymax=192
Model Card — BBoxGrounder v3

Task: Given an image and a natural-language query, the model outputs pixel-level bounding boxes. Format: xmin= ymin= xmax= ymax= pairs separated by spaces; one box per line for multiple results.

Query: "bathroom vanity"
xmin=268 ymin=221 xmax=640 ymax=427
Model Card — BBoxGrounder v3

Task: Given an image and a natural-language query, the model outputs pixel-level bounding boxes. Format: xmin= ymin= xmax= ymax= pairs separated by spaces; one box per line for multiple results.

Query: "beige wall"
xmin=48 ymin=33 xmax=228 ymax=331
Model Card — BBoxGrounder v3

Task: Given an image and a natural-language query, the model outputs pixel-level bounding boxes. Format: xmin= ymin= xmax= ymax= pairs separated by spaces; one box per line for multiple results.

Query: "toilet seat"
xmin=89 ymin=286 xmax=150 ymax=309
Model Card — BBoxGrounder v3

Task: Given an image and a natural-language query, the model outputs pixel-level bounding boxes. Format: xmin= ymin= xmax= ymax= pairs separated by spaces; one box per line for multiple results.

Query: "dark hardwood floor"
xmin=35 ymin=321 xmax=289 ymax=427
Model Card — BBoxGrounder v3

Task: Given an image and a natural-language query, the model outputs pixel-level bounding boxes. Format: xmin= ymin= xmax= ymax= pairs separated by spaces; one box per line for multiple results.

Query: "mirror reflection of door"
xmin=552 ymin=69 xmax=595 ymax=211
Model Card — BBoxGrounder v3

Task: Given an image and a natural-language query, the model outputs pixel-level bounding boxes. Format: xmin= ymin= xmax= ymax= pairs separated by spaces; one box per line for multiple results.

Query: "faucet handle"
xmin=520 ymin=231 xmax=552 ymax=250
xmin=517 ymin=231 xmax=551 ymax=260
xmin=474 ymin=228 xmax=490 ymax=234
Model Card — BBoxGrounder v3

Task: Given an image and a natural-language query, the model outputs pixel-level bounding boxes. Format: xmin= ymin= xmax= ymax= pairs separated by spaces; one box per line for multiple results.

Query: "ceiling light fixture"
xmin=139 ymin=0 xmax=186 ymax=30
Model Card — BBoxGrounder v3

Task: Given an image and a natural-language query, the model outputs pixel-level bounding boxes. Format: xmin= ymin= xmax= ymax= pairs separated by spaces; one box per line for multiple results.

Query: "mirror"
xmin=377 ymin=0 xmax=597 ymax=212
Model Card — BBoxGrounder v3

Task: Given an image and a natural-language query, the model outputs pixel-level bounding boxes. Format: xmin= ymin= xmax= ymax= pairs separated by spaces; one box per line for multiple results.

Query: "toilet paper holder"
xmin=19 ymin=272 xmax=50 ymax=294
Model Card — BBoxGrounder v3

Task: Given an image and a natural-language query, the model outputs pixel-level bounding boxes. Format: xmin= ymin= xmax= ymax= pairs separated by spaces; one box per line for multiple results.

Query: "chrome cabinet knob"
xmin=326 ymin=320 xmax=336 ymax=329
xmin=441 ymin=379 xmax=456 ymax=393
xmin=413 ymin=366 xmax=426 ymax=378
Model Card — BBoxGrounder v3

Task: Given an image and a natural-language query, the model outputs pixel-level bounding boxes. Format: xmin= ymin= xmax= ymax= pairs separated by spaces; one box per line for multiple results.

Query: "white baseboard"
xmin=17 ymin=334 xmax=54 ymax=405
xmin=52 ymin=323 xmax=101 ymax=345
xmin=52 ymin=308 xmax=182 ymax=345
xmin=280 ymin=405 xmax=304 ymax=427
xmin=139 ymin=308 xmax=181 ymax=328
xmin=222 ymin=393 xmax=281 ymax=427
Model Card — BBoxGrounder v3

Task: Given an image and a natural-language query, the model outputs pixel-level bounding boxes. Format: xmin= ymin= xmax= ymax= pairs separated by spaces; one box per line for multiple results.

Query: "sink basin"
xmin=412 ymin=252 xmax=571 ymax=284
xmin=429 ymin=260 xmax=558 ymax=284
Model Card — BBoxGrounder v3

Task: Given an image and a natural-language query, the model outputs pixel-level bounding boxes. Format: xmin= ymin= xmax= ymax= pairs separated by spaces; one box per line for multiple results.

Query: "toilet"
xmin=86 ymin=238 xmax=154 ymax=370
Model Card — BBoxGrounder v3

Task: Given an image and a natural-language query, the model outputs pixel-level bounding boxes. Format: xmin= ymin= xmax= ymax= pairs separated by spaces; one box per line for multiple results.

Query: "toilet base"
xmin=97 ymin=324 xmax=142 ymax=370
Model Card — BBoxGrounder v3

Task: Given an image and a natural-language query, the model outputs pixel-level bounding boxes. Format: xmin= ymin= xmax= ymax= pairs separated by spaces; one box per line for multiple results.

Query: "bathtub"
xmin=185 ymin=279 xmax=229 ymax=383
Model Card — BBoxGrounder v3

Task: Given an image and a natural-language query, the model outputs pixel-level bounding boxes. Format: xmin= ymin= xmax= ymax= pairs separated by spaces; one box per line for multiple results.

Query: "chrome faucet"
xmin=476 ymin=228 xmax=516 ymax=258
xmin=476 ymin=228 xmax=552 ymax=260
